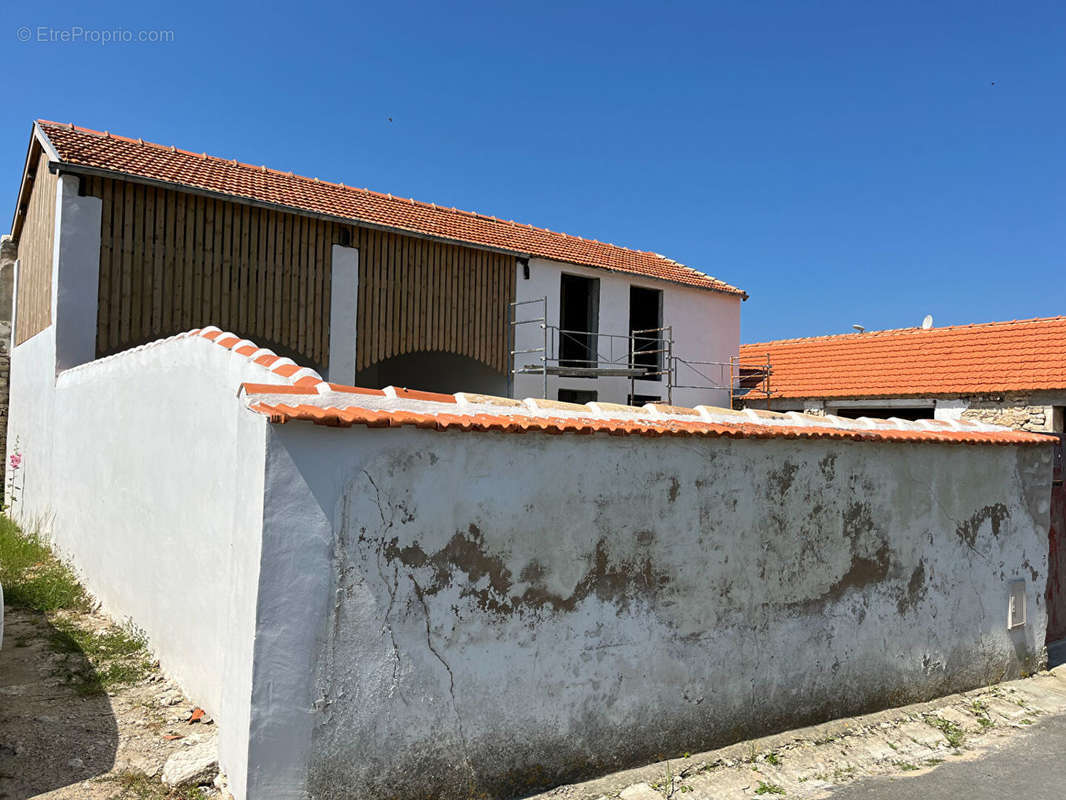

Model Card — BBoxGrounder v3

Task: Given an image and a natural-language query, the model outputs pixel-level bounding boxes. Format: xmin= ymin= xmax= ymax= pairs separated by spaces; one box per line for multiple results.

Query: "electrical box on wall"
xmin=1008 ymin=580 xmax=1027 ymax=630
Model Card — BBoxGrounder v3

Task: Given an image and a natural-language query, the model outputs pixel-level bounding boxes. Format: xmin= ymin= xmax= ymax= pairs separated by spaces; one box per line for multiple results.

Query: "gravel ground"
xmin=0 ymin=606 xmax=228 ymax=800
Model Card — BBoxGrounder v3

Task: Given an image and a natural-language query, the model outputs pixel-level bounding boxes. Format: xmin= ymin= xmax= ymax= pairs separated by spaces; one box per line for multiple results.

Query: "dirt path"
xmin=0 ymin=606 xmax=226 ymax=800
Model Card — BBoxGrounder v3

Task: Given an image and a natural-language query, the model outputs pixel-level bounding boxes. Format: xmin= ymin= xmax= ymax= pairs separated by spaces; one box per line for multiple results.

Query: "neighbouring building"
xmin=8 ymin=120 xmax=746 ymax=409
xmin=738 ymin=317 xmax=1066 ymax=431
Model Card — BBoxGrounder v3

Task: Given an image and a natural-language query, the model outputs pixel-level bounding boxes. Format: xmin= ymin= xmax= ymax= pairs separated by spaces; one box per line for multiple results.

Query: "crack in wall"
xmin=363 ymin=469 xmax=407 ymax=704
xmin=410 ymin=574 xmax=476 ymax=785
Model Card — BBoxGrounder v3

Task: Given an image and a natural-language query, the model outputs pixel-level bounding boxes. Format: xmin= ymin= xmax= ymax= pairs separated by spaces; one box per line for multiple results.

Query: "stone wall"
xmin=960 ymin=392 xmax=1066 ymax=432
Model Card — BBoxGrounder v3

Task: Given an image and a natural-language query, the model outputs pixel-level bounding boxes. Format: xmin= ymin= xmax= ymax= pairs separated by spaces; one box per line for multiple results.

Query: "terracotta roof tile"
xmin=34 ymin=121 xmax=746 ymax=297
xmin=246 ymin=397 xmax=1048 ymax=445
xmin=740 ymin=316 xmax=1066 ymax=399
xmin=237 ymin=367 xmax=1051 ymax=447
xmin=62 ymin=324 xmax=1052 ymax=447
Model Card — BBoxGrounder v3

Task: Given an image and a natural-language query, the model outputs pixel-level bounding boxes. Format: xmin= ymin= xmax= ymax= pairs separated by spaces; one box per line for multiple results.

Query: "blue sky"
xmin=1 ymin=1 xmax=1062 ymax=343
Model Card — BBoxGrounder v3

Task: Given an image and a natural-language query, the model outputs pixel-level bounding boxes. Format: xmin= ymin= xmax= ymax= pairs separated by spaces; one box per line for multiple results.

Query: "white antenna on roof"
xmin=921 ymin=314 xmax=934 ymax=330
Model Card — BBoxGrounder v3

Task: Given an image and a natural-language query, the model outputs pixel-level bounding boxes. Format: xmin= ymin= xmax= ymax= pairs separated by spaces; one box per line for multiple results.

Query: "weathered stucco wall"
xmin=268 ymin=424 xmax=1052 ymax=800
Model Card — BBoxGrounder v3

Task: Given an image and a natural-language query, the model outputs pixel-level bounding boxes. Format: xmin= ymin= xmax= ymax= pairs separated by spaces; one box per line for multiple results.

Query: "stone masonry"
xmin=960 ymin=392 xmax=1066 ymax=433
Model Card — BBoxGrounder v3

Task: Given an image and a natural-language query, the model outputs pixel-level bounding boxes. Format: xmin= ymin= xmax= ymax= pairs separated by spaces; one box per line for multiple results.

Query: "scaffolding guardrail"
xmin=509 ymin=297 xmax=772 ymax=406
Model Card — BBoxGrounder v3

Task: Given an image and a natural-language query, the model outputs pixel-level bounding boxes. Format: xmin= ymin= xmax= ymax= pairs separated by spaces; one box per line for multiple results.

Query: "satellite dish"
xmin=921 ymin=314 xmax=934 ymax=330
xmin=852 ymin=324 xmax=865 ymax=333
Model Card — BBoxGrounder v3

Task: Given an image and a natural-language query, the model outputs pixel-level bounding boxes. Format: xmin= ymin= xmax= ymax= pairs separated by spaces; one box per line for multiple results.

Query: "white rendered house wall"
xmin=512 ymin=257 xmax=741 ymax=407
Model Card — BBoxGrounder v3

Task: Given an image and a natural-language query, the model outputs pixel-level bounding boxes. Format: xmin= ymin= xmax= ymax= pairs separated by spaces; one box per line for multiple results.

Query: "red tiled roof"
xmin=740 ymin=316 xmax=1066 ymax=400
xmin=246 ymin=398 xmax=1048 ymax=445
xmin=33 ymin=121 xmax=746 ymax=297
xmin=70 ymin=324 xmax=1050 ymax=446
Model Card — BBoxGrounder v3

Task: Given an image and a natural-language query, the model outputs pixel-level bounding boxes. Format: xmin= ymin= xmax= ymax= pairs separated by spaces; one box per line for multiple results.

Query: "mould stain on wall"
xmin=307 ymin=437 xmax=1051 ymax=800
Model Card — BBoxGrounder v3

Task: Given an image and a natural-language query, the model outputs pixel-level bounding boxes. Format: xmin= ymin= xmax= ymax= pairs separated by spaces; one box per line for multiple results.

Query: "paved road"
xmin=830 ymin=712 xmax=1066 ymax=800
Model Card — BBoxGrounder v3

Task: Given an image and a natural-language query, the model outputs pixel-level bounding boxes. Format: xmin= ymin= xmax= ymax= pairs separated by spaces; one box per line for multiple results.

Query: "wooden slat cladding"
xmin=88 ymin=178 xmax=335 ymax=370
xmin=85 ymin=177 xmax=515 ymax=375
xmin=14 ymin=152 xmax=58 ymax=345
xmin=354 ymin=228 xmax=515 ymax=374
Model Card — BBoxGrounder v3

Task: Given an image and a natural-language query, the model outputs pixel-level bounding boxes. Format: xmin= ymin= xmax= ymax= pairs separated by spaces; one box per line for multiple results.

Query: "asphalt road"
xmin=829 ymin=712 xmax=1066 ymax=800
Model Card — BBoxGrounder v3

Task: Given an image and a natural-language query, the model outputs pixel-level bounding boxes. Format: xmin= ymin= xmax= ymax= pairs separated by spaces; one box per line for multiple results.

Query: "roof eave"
xmin=9 ymin=122 xmax=60 ymax=241
xmin=47 ymin=159 xmax=745 ymax=298
xmin=765 ymin=388 xmax=1066 ymax=401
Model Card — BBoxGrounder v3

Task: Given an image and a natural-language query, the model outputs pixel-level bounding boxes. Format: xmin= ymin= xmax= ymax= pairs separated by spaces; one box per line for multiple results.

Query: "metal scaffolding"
xmin=508 ymin=297 xmax=773 ymax=407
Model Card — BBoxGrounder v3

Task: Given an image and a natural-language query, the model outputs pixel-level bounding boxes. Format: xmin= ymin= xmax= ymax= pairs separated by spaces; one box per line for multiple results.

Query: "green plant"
xmin=49 ymin=616 xmax=152 ymax=694
xmin=764 ymin=751 xmax=780 ymax=766
xmin=99 ymin=770 xmax=210 ymax=799
xmin=0 ymin=517 xmax=88 ymax=612
xmin=968 ymin=699 xmax=994 ymax=729
xmin=924 ymin=715 xmax=965 ymax=749
xmin=755 ymin=782 xmax=785 ymax=795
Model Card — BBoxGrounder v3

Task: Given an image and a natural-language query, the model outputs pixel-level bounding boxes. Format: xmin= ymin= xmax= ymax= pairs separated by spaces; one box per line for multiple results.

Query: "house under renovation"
xmin=10 ymin=120 xmax=749 ymax=408
xmin=4 ymin=121 xmax=1061 ymax=800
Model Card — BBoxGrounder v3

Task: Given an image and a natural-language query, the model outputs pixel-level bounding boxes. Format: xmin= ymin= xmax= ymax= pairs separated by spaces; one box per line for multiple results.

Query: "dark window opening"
xmin=831 ymin=407 xmax=934 ymax=421
xmin=1053 ymin=407 xmax=1065 ymax=433
xmin=559 ymin=274 xmax=599 ymax=371
xmin=629 ymin=286 xmax=663 ymax=381
xmin=627 ymin=393 xmax=661 ymax=406
xmin=558 ymin=388 xmax=598 ymax=404
xmin=336 ymin=228 xmax=352 ymax=247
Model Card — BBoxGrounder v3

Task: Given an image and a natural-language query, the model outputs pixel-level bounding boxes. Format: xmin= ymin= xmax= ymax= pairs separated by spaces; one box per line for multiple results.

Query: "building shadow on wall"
xmin=0 ymin=606 xmax=118 ymax=799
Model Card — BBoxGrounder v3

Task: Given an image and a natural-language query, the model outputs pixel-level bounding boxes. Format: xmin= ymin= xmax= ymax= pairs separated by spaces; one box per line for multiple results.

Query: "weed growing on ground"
xmin=48 ymin=615 xmax=152 ymax=695
xmin=99 ymin=770 xmax=209 ymax=799
xmin=897 ymin=761 xmax=918 ymax=771
xmin=924 ymin=715 xmax=965 ymax=749
xmin=755 ymin=781 xmax=785 ymax=795
xmin=969 ymin=699 xmax=994 ymax=729
xmin=0 ymin=516 xmax=87 ymax=612
xmin=764 ymin=751 xmax=780 ymax=766
xmin=0 ymin=516 xmax=153 ymax=694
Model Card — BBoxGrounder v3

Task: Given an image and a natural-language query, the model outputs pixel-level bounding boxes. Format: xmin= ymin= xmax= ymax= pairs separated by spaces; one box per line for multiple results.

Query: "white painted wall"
xmin=5 ymin=330 xmax=306 ymax=800
xmin=934 ymin=398 xmax=969 ymax=421
xmin=52 ymin=174 xmax=101 ymax=372
xmin=5 ymin=326 xmax=57 ymax=529
xmin=513 ymin=258 xmax=741 ymax=407
xmin=264 ymin=422 xmax=1052 ymax=800
xmin=327 ymin=245 xmax=358 ymax=384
